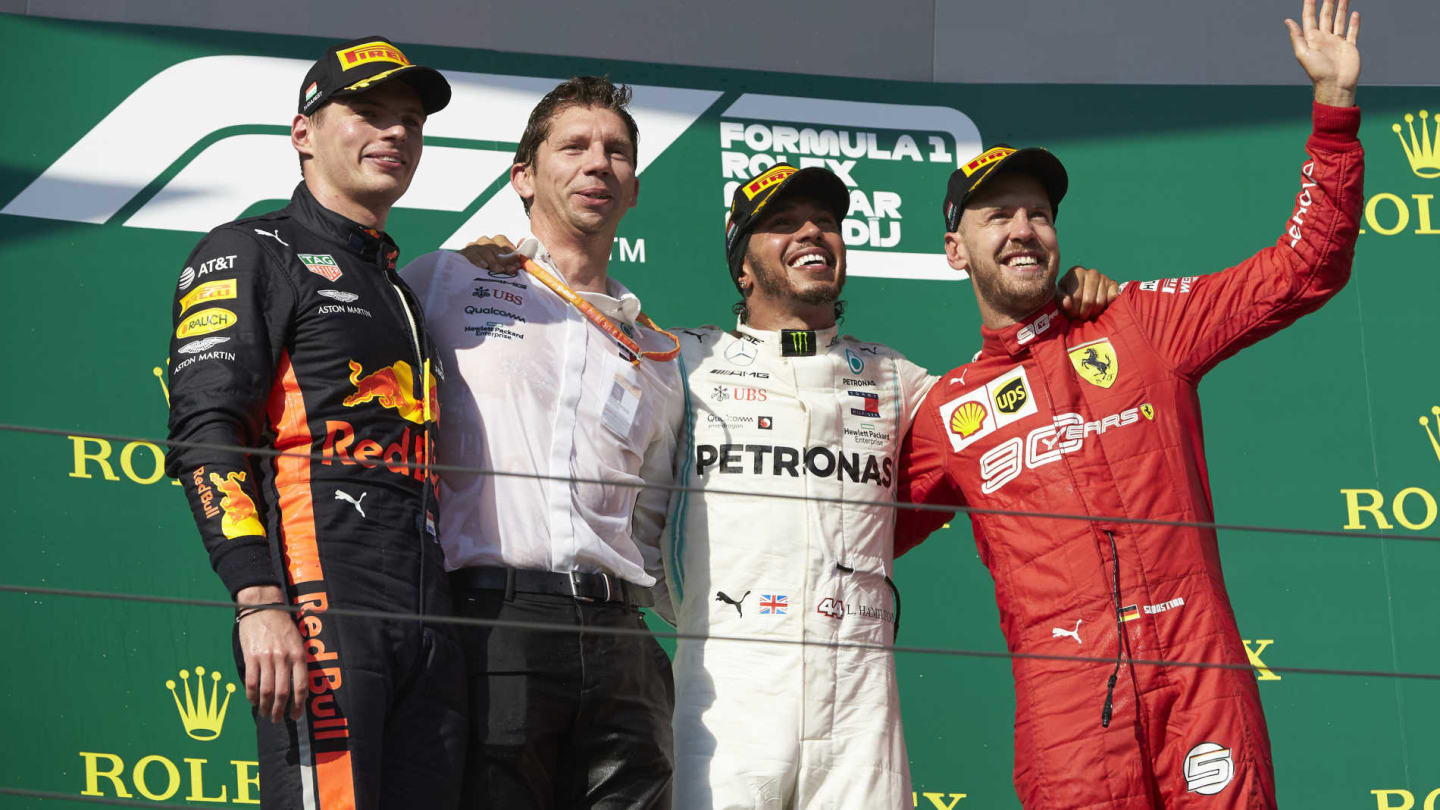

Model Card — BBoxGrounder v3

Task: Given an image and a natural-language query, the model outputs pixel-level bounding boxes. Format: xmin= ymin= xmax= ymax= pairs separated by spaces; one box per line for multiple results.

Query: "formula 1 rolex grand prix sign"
xmin=0 ymin=14 xmax=1435 ymax=810
xmin=2 ymin=49 xmax=976 ymax=282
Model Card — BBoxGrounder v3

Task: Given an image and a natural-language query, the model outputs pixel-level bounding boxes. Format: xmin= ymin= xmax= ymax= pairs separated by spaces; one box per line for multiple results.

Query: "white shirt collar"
xmin=517 ymin=235 xmax=642 ymax=325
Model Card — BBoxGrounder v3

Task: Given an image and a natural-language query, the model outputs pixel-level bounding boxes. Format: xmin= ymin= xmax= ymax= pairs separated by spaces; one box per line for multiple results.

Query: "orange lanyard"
xmin=523 ymin=257 xmax=680 ymax=365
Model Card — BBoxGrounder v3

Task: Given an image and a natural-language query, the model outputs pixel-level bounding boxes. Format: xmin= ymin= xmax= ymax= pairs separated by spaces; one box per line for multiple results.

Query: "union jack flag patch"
xmin=759 ymin=594 xmax=788 ymax=615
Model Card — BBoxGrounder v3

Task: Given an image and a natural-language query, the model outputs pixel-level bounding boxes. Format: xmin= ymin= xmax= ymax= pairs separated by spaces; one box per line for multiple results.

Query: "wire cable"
xmin=4 ymin=584 xmax=1436 ymax=682
xmin=0 ymin=787 xmax=202 ymax=809
xmin=5 ymin=423 xmax=1436 ymax=543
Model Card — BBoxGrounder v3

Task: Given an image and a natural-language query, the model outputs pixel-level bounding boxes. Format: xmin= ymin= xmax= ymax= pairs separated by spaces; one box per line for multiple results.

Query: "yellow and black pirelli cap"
xmin=299 ymin=36 xmax=451 ymax=116
xmin=942 ymin=144 xmax=1068 ymax=232
xmin=724 ymin=163 xmax=850 ymax=290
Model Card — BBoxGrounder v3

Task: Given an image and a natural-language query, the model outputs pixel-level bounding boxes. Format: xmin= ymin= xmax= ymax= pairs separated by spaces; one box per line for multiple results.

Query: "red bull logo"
xmin=294 ymin=591 xmax=350 ymax=743
xmin=209 ymin=471 xmax=265 ymax=539
xmin=342 ymin=359 xmax=438 ymax=425
xmin=190 ymin=466 xmax=220 ymax=519
xmin=321 ymin=422 xmax=435 ymax=484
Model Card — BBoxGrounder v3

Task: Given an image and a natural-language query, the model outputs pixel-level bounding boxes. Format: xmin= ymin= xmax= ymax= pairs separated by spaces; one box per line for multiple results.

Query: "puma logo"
xmin=253 ymin=227 xmax=289 ymax=246
xmin=715 ymin=590 xmax=751 ymax=617
xmin=1052 ymin=619 xmax=1082 ymax=644
xmin=334 ymin=489 xmax=367 ymax=517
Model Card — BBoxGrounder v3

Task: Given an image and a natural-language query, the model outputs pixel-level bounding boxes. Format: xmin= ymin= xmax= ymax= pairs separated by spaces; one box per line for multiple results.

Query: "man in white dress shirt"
xmin=400 ymin=76 xmax=682 ymax=810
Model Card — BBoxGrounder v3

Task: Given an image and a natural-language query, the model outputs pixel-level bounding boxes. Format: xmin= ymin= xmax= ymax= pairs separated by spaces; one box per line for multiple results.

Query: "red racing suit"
xmin=895 ymin=103 xmax=1363 ymax=809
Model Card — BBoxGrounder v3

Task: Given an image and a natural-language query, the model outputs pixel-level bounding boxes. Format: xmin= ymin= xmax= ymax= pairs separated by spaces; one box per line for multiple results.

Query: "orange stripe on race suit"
xmin=268 ymin=352 xmax=324 ymax=585
xmin=315 ymin=750 xmax=357 ymax=810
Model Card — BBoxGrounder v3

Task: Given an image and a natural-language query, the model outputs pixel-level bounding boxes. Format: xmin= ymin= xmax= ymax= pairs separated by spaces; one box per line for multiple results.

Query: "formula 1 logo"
xmin=0 ymin=56 xmax=715 ymax=252
xmin=3 ymin=54 xmax=981 ymax=281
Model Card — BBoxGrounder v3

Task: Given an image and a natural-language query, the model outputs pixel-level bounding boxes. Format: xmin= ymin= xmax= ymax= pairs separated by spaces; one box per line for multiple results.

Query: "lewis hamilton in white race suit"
xmin=664 ymin=164 xmax=934 ymax=809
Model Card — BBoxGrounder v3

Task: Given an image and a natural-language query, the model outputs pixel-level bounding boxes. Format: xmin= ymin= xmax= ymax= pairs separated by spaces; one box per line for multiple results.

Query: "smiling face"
xmin=945 ymin=172 xmax=1061 ymax=326
xmin=740 ymin=196 xmax=847 ymax=322
xmin=513 ymin=104 xmax=639 ymax=238
xmin=294 ymin=81 xmax=426 ymax=223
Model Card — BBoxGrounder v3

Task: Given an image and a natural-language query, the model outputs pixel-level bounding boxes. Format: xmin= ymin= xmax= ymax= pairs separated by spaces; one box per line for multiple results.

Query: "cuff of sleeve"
xmin=1310 ymin=101 xmax=1361 ymax=149
xmin=213 ymin=539 xmax=279 ymax=599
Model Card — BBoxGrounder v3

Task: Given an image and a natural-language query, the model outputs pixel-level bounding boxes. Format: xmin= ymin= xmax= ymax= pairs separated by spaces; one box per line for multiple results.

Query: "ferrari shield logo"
xmin=1140 ymin=403 xmax=1155 ymax=420
xmin=1068 ymin=338 xmax=1118 ymax=389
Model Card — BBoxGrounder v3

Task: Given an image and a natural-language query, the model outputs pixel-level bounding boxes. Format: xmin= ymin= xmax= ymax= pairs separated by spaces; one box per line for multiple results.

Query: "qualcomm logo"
xmin=1 ymin=55 xmax=980 ymax=281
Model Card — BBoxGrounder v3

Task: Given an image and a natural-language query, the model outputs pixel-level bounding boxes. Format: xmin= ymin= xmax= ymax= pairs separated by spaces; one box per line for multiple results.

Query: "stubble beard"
xmin=751 ymin=255 xmax=842 ymax=309
xmin=972 ymin=268 xmax=1053 ymax=319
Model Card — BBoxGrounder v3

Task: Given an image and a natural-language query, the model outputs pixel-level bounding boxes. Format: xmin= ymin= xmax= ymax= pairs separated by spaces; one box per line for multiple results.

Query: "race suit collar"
xmin=734 ymin=321 xmax=841 ymax=357
xmin=980 ymin=299 xmax=1069 ymax=358
xmin=289 ymin=182 xmax=400 ymax=269
xmin=515 ymin=234 xmax=644 ymax=327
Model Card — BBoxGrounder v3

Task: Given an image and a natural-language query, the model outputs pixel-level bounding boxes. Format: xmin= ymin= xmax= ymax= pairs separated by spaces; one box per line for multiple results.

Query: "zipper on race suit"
xmin=388 ymin=277 xmax=424 ymax=372
xmin=1100 ymin=528 xmax=1126 ymax=727
xmin=385 ymin=268 xmax=436 ymax=618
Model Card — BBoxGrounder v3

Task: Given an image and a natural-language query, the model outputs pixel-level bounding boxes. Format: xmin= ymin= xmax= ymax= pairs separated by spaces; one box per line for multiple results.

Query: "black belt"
xmin=450 ymin=566 xmax=654 ymax=608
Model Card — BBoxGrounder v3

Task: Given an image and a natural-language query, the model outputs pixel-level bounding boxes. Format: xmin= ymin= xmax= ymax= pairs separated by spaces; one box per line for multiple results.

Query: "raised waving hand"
xmin=1285 ymin=0 xmax=1361 ymax=107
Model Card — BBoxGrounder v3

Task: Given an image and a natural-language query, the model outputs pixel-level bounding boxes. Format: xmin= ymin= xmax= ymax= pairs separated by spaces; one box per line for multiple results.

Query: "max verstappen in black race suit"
xmin=166 ymin=36 xmax=464 ymax=809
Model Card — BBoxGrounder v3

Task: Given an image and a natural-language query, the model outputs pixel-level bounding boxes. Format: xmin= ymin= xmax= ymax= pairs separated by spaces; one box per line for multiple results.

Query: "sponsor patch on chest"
xmin=1068 ymin=337 xmax=1119 ymax=389
xmin=937 ymin=366 xmax=1039 ymax=452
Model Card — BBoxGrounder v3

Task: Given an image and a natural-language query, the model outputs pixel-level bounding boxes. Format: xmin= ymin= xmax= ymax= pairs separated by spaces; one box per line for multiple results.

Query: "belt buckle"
xmin=569 ymin=571 xmax=612 ymax=603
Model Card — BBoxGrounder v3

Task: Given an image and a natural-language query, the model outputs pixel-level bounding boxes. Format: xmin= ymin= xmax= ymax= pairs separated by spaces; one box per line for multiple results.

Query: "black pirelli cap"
xmin=942 ymin=145 xmax=1068 ymax=231
xmin=724 ymin=163 xmax=850 ymax=290
xmin=298 ymin=36 xmax=451 ymax=116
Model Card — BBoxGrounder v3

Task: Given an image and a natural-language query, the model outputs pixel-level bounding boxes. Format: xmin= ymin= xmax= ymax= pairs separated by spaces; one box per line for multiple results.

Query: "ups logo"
xmin=993 ymin=377 xmax=1028 ymax=414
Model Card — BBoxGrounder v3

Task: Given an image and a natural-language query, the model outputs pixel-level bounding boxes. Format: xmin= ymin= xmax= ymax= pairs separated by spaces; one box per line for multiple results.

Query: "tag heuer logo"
xmin=299 ymin=253 xmax=343 ymax=282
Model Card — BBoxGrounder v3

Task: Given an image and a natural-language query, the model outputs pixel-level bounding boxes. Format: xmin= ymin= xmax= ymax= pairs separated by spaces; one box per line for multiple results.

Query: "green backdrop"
xmin=1 ymin=14 xmax=1436 ymax=809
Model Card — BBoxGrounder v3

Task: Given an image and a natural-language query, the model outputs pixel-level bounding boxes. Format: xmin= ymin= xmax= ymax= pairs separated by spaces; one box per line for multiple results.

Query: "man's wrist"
xmin=1313 ymin=84 xmax=1357 ymax=108
xmin=235 ymin=584 xmax=286 ymax=606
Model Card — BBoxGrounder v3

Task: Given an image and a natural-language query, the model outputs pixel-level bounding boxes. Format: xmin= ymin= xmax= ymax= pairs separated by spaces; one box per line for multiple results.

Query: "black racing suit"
xmin=166 ymin=182 xmax=465 ymax=809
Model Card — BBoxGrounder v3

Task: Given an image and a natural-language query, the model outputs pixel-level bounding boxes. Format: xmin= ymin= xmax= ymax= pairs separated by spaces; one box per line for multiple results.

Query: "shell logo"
xmin=950 ymin=401 xmax=988 ymax=438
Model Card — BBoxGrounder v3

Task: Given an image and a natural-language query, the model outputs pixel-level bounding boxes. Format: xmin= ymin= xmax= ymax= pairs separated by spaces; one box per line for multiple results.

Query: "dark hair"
xmin=513 ymin=76 xmax=640 ymax=214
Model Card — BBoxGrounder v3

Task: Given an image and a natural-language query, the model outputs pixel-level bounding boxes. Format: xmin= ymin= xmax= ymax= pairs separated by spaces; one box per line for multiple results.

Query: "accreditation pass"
xmin=602 ymin=372 xmax=643 ymax=437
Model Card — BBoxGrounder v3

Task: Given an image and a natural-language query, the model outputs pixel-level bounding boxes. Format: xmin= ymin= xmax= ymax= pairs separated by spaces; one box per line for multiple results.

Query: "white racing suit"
xmin=665 ymin=322 xmax=935 ymax=809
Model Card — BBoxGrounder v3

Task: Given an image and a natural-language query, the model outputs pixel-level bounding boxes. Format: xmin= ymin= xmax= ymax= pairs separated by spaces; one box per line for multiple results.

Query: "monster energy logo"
xmin=780 ymin=329 xmax=816 ymax=357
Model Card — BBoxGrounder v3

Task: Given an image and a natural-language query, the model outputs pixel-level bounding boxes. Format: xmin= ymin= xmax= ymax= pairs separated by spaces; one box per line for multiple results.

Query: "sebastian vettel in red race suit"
xmin=896 ymin=2 xmax=1364 ymax=807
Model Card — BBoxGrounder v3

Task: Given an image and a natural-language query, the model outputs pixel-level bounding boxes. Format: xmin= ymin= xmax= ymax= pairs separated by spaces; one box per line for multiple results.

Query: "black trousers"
xmin=237 ymin=611 xmax=468 ymax=810
xmin=452 ymin=587 xmax=675 ymax=809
